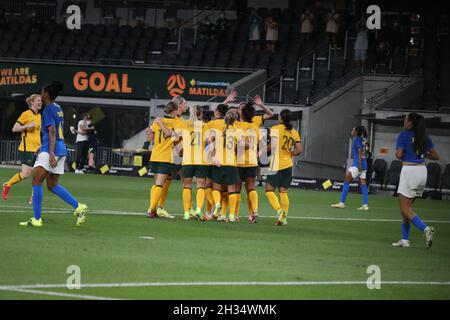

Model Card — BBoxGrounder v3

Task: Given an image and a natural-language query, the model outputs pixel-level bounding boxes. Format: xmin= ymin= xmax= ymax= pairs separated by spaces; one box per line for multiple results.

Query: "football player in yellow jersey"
xmin=207 ymin=110 xmax=244 ymax=223
xmin=157 ymin=105 xmax=209 ymax=221
xmin=155 ymin=96 xmax=187 ymax=217
xmin=264 ymin=109 xmax=302 ymax=226
xmin=234 ymin=102 xmax=262 ymax=223
xmin=146 ymin=101 xmax=181 ymax=219
xmin=248 ymin=95 xmax=274 ymax=128
xmin=3 ymin=94 xmax=42 ymax=202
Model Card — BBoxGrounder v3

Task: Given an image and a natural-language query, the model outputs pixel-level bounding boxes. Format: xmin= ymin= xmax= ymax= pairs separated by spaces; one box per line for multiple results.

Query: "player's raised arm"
xmin=253 ymin=95 xmax=274 ymax=120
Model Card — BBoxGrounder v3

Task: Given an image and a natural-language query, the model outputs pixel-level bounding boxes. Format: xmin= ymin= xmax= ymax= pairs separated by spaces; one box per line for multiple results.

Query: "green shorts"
xmin=19 ymin=151 xmax=36 ymax=167
xmin=150 ymin=161 xmax=174 ymax=175
xmin=211 ymin=166 xmax=239 ymax=186
xmin=266 ymin=167 xmax=293 ymax=189
xmin=182 ymin=165 xmax=208 ymax=179
xmin=238 ymin=166 xmax=258 ymax=181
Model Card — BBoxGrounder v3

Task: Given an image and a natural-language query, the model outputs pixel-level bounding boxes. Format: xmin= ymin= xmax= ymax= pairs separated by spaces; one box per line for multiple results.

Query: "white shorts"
xmin=348 ymin=166 xmax=366 ymax=180
xmin=397 ymin=165 xmax=427 ymax=199
xmin=34 ymin=152 xmax=66 ymax=175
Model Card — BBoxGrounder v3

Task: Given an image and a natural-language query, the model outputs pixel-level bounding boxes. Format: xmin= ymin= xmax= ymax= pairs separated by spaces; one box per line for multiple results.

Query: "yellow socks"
xmin=196 ymin=187 xmax=205 ymax=211
xmin=246 ymin=195 xmax=252 ymax=214
xmin=280 ymin=192 xmax=289 ymax=215
xmin=221 ymin=192 xmax=229 ymax=217
xmin=248 ymin=189 xmax=259 ymax=214
xmin=228 ymin=192 xmax=238 ymax=219
xmin=235 ymin=193 xmax=241 ymax=216
xmin=158 ymin=179 xmax=171 ymax=207
xmin=6 ymin=173 xmax=23 ymax=187
xmin=149 ymin=185 xmax=163 ymax=211
xmin=265 ymin=190 xmax=281 ymax=211
xmin=205 ymin=187 xmax=214 ymax=207
xmin=182 ymin=187 xmax=192 ymax=212
xmin=212 ymin=189 xmax=221 ymax=206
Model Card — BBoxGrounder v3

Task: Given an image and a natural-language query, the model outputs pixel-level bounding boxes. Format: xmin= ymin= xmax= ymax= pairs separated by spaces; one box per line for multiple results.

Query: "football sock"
xmin=6 ymin=173 xmax=23 ymax=187
xmin=196 ymin=187 xmax=205 ymax=211
xmin=32 ymin=185 xmax=43 ymax=220
xmin=411 ymin=215 xmax=427 ymax=232
xmin=402 ymin=223 xmax=410 ymax=240
xmin=229 ymin=193 xmax=238 ymax=216
xmin=212 ymin=189 xmax=221 ymax=206
xmin=182 ymin=187 xmax=192 ymax=212
xmin=340 ymin=182 xmax=350 ymax=203
xmin=248 ymin=189 xmax=259 ymax=214
xmin=205 ymin=187 xmax=214 ymax=207
xmin=221 ymin=192 xmax=229 ymax=217
xmin=361 ymin=184 xmax=369 ymax=205
xmin=235 ymin=193 xmax=241 ymax=216
xmin=266 ymin=190 xmax=281 ymax=211
xmin=150 ymin=185 xmax=163 ymax=211
xmin=280 ymin=191 xmax=289 ymax=215
xmin=50 ymin=185 xmax=79 ymax=209
xmin=158 ymin=179 xmax=171 ymax=207
xmin=246 ymin=194 xmax=253 ymax=214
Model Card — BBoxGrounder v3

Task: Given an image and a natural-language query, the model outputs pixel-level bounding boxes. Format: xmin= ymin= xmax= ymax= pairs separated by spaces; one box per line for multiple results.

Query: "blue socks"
xmin=50 ymin=185 xmax=79 ymax=209
xmin=411 ymin=215 xmax=427 ymax=232
xmin=340 ymin=182 xmax=350 ymax=203
xmin=361 ymin=184 xmax=368 ymax=205
xmin=32 ymin=185 xmax=43 ymax=220
xmin=402 ymin=223 xmax=410 ymax=240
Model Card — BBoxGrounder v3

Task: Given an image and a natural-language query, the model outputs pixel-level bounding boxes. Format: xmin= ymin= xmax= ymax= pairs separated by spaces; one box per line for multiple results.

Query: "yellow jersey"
xmin=269 ymin=124 xmax=301 ymax=171
xmin=150 ymin=116 xmax=182 ymax=163
xmin=234 ymin=121 xmax=260 ymax=167
xmin=176 ymin=119 xmax=207 ymax=165
xmin=204 ymin=119 xmax=237 ymax=167
xmin=16 ymin=109 xmax=41 ymax=152
xmin=251 ymin=115 xmax=264 ymax=128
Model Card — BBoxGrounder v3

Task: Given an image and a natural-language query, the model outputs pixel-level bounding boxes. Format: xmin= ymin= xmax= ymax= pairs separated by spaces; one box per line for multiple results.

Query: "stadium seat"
xmin=386 ymin=160 xmax=402 ymax=188
xmin=440 ymin=164 xmax=450 ymax=191
xmin=426 ymin=162 xmax=441 ymax=190
xmin=370 ymin=159 xmax=387 ymax=187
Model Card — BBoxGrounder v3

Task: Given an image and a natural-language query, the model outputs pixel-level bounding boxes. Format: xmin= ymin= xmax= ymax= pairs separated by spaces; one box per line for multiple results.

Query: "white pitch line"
xmin=1 ymin=280 xmax=450 ymax=291
xmin=2 ymin=287 xmax=122 ymax=300
xmin=2 ymin=205 xmax=450 ymax=224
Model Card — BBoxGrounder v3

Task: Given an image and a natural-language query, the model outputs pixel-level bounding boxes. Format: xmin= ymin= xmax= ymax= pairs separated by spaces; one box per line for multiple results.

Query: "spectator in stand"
xmin=216 ymin=11 xmax=230 ymax=43
xmin=326 ymin=8 xmax=340 ymax=53
xmin=249 ymin=9 xmax=262 ymax=51
xmin=265 ymin=16 xmax=278 ymax=53
xmin=354 ymin=26 xmax=368 ymax=74
xmin=300 ymin=8 xmax=315 ymax=44
xmin=75 ymin=113 xmax=95 ymax=174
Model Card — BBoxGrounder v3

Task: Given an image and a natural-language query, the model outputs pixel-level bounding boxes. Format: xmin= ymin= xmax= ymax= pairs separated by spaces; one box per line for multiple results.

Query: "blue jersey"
xmin=396 ymin=130 xmax=433 ymax=163
xmin=40 ymin=102 xmax=67 ymax=157
xmin=352 ymin=136 xmax=367 ymax=170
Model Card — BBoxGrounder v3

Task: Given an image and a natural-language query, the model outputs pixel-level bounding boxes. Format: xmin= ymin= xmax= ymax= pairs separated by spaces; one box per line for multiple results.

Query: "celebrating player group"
xmin=2 ymin=84 xmax=440 ymax=247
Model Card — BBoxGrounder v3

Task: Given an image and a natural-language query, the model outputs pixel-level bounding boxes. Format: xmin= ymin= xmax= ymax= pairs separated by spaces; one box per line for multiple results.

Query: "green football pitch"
xmin=0 ymin=168 xmax=449 ymax=300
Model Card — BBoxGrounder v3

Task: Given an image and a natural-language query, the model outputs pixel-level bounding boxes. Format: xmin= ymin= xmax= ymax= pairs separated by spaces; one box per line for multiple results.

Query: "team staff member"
xmin=264 ymin=109 xmax=302 ymax=226
xmin=146 ymin=102 xmax=181 ymax=219
xmin=235 ymin=102 xmax=261 ymax=223
xmin=392 ymin=113 xmax=439 ymax=249
xmin=2 ymin=94 xmax=42 ymax=202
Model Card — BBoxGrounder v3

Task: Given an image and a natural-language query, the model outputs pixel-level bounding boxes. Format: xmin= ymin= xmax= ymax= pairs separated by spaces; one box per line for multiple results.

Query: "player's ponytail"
xmin=189 ymin=105 xmax=202 ymax=122
xmin=355 ymin=126 xmax=368 ymax=138
xmin=223 ymin=110 xmax=237 ymax=147
xmin=407 ymin=112 xmax=426 ymax=156
xmin=280 ymin=109 xmax=293 ymax=130
xmin=164 ymin=101 xmax=178 ymax=115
